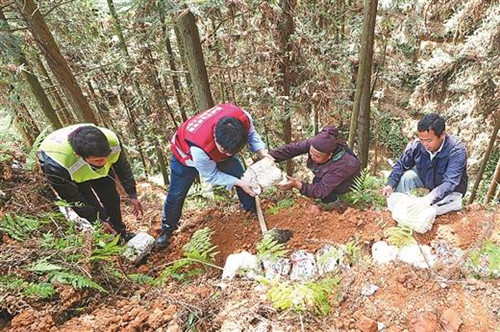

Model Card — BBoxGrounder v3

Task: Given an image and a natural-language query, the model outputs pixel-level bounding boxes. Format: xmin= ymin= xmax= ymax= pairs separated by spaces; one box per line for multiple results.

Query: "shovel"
xmin=254 ymin=190 xmax=293 ymax=244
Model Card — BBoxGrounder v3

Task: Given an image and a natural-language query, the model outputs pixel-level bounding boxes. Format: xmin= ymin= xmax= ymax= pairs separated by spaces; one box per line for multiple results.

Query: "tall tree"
xmin=33 ymin=55 xmax=74 ymax=124
xmin=485 ymin=152 xmax=500 ymax=204
xmin=158 ymin=1 xmax=187 ymax=122
xmin=174 ymin=9 xmax=214 ymax=111
xmin=348 ymin=0 xmax=378 ymax=169
xmin=13 ymin=0 xmax=97 ymax=124
xmin=468 ymin=116 xmax=500 ymax=203
xmin=0 ymin=7 xmax=62 ymax=129
xmin=278 ymin=0 xmax=297 ymax=176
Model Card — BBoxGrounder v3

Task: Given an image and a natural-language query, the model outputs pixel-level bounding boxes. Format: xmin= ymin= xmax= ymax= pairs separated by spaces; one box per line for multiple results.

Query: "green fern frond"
xmin=0 ymin=214 xmax=47 ymax=241
xmin=183 ymin=227 xmax=219 ymax=263
xmin=256 ymin=231 xmax=288 ymax=261
xmin=50 ymin=271 xmax=107 ymax=292
xmin=127 ymin=274 xmax=155 ymax=285
xmin=91 ymin=235 xmax=125 ymax=261
xmin=153 ymin=227 xmax=220 ymax=285
xmin=24 ymin=283 xmax=56 ymax=299
xmin=267 ymin=199 xmax=295 ymax=215
xmin=384 ymin=225 xmax=416 ymax=248
xmin=344 ymin=169 xmax=385 ymax=209
xmin=266 ymin=277 xmax=340 ymax=315
xmin=27 ymin=259 xmax=64 ymax=273
xmin=344 ymin=241 xmax=362 ymax=265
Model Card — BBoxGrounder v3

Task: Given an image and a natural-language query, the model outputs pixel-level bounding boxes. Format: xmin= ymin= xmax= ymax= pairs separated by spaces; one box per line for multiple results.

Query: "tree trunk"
xmin=0 ymin=7 xmax=62 ymax=129
xmin=142 ymin=45 xmax=178 ymax=129
xmin=174 ymin=25 xmax=197 ymax=112
xmin=14 ymin=0 xmax=97 ymax=124
xmin=348 ymin=0 xmax=378 ymax=164
xmin=14 ymin=97 xmax=40 ymax=146
xmin=158 ymin=3 xmax=187 ymax=123
xmin=33 ymin=54 xmax=74 ymax=124
xmin=106 ymin=0 xmax=130 ymax=57
xmin=174 ymin=9 xmax=214 ymax=111
xmin=468 ymin=117 xmax=500 ymax=203
xmin=465 ymin=115 xmax=500 ymax=203
xmin=278 ymin=0 xmax=297 ymax=176
xmin=485 ymin=152 xmax=500 ymax=204
xmin=86 ymin=80 xmax=111 ymax=129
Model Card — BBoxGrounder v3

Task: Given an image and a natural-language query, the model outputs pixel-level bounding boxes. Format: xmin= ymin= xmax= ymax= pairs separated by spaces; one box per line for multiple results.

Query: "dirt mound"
xmin=2 ymin=178 xmax=498 ymax=331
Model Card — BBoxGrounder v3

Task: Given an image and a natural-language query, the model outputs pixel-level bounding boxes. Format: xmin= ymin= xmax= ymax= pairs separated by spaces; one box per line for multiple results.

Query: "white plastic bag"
xmin=124 ymin=232 xmax=155 ymax=263
xmin=262 ymin=257 xmax=291 ymax=279
xmin=387 ymin=193 xmax=437 ymax=233
xmin=290 ymin=250 xmax=317 ymax=281
xmin=221 ymin=251 xmax=260 ymax=280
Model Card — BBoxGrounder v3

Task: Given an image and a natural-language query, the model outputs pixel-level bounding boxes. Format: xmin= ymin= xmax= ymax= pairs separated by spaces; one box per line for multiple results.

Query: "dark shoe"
xmin=154 ymin=230 xmax=173 ymax=249
xmin=120 ymin=232 xmax=136 ymax=243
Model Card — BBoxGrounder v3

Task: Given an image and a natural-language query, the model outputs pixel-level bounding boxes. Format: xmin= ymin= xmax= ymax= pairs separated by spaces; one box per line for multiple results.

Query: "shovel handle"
xmin=255 ymin=196 xmax=268 ymax=234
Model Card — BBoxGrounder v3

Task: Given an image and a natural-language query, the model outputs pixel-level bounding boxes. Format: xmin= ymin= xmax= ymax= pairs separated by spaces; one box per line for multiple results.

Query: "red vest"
xmin=171 ymin=103 xmax=251 ymax=165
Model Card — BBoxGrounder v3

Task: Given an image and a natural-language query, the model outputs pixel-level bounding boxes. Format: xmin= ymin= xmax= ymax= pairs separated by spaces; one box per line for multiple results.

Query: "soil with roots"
xmin=1 ymin=169 xmax=499 ymax=331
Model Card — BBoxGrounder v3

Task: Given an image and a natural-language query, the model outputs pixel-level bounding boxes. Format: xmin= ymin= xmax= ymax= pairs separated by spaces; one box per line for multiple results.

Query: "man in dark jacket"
xmin=382 ymin=113 xmax=468 ymax=213
xmin=271 ymin=126 xmax=361 ymax=206
xmin=38 ymin=124 xmax=143 ymax=239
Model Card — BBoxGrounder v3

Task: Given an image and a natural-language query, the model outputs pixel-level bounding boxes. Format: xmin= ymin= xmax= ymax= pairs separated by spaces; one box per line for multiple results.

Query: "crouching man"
xmin=382 ymin=113 xmax=468 ymax=214
xmin=38 ymin=124 xmax=143 ymax=239
xmin=271 ymin=125 xmax=361 ymax=209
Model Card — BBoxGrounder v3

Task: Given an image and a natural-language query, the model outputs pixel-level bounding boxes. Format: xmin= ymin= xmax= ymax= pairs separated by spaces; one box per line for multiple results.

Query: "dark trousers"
xmin=161 ymin=154 xmax=256 ymax=232
xmin=76 ymin=173 xmax=126 ymax=234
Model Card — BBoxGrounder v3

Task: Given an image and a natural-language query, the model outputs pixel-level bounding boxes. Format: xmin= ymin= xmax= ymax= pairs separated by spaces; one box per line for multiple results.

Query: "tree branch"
xmin=43 ymin=0 xmax=76 ymax=18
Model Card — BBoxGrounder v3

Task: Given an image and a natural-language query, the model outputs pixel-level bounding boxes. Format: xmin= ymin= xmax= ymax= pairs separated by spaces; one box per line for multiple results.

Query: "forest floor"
xmin=1 ymin=161 xmax=499 ymax=332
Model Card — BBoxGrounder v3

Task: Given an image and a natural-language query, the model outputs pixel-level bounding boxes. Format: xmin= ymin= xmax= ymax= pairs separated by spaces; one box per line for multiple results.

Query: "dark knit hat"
xmin=311 ymin=126 xmax=339 ymax=154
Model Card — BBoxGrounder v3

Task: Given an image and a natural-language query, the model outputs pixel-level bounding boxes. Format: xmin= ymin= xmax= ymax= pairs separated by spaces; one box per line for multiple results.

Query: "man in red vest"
xmin=155 ymin=103 xmax=272 ymax=248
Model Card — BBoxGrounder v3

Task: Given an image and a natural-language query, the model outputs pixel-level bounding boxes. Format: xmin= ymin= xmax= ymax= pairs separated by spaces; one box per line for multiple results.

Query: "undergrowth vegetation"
xmin=344 ymin=169 xmax=386 ymax=209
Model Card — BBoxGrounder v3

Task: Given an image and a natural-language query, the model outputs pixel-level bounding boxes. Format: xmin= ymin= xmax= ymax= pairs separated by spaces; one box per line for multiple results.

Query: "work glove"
xmin=407 ymin=194 xmax=434 ymax=216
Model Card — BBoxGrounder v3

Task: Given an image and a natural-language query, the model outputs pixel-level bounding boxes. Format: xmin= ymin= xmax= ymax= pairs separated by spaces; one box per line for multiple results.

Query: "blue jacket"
xmin=387 ymin=134 xmax=468 ymax=204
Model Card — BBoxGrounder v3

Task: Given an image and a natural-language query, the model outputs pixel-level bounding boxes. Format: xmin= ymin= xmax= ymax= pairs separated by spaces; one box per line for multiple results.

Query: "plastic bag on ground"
xmin=222 ymin=251 xmax=260 ymax=280
xmin=124 ymin=232 xmax=155 ymax=263
xmin=262 ymin=257 xmax=291 ymax=279
xmin=398 ymin=244 xmax=435 ymax=269
xmin=290 ymin=250 xmax=317 ymax=281
xmin=316 ymin=244 xmax=342 ymax=275
xmin=372 ymin=241 xmax=399 ymax=264
xmin=387 ymin=193 xmax=437 ymax=234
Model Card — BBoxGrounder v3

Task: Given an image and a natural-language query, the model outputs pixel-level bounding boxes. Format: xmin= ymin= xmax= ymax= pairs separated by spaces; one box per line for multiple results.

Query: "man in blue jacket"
xmin=382 ymin=113 xmax=468 ymax=213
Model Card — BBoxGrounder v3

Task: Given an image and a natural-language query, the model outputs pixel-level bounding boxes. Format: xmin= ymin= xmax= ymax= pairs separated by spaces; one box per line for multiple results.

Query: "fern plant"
xmin=154 ymin=227 xmax=219 ymax=285
xmin=466 ymin=241 xmax=500 ymax=278
xmin=0 ymin=214 xmax=48 ymax=241
xmin=266 ymin=277 xmax=340 ymax=315
xmin=344 ymin=169 xmax=385 ymax=209
xmin=27 ymin=259 xmax=107 ymax=293
xmin=91 ymin=234 xmax=125 ymax=261
xmin=256 ymin=231 xmax=289 ymax=262
xmin=24 ymin=283 xmax=56 ymax=299
xmin=384 ymin=225 xmax=416 ymax=248
xmin=267 ymin=199 xmax=295 ymax=215
xmin=0 ymin=274 xmax=56 ymax=300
